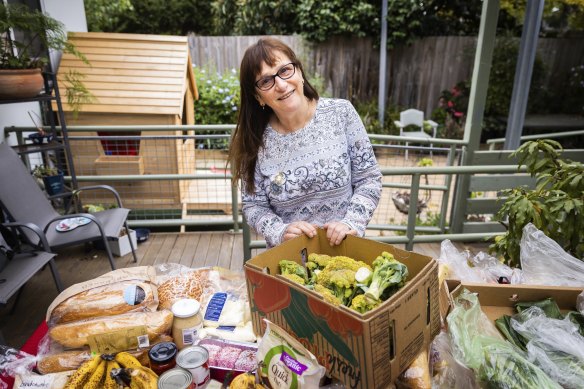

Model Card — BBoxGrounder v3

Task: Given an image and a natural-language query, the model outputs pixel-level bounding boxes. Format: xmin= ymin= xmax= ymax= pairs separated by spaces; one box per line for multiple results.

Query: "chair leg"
xmin=47 ymin=258 xmax=64 ymax=292
xmin=101 ymin=236 xmax=116 ymax=270
xmin=405 ymin=142 xmax=409 ymax=160
xmin=125 ymin=222 xmax=138 ymax=263
xmin=430 ymin=143 xmax=433 ymax=159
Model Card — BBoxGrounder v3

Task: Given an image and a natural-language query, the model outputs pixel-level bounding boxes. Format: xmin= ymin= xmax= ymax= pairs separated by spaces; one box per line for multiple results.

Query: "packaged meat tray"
xmin=196 ymin=338 xmax=258 ymax=383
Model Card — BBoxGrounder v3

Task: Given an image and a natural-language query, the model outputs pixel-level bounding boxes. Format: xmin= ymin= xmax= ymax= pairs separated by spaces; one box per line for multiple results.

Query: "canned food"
xmin=158 ymin=367 xmax=193 ymax=389
xmin=176 ymin=346 xmax=210 ymax=388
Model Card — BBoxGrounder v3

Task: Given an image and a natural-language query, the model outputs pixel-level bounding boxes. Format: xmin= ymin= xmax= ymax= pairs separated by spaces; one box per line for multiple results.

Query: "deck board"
xmin=0 ymin=230 xmax=489 ymax=350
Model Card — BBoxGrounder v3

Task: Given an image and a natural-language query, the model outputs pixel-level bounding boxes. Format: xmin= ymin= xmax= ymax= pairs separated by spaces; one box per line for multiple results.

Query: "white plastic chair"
xmin=394 ymin=109 xmax=438 ymax=160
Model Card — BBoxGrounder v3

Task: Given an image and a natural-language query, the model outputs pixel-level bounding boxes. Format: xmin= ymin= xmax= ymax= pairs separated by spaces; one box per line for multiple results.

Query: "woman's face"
xmin=255 ymin=52 xmax=305 ymax=114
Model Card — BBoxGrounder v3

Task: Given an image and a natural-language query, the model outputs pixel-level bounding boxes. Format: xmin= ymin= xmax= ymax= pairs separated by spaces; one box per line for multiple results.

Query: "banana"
xmin=85 ymin=358 xmax=106 ymax=389
xmin=64 ymin=355 xmax=102 ymax=389
xmin=104 ymin=360 xmax=121 ymax=389
xmin=115 ymin=351 xmax=142 ymax=369
xmin=130 ymin=367 xmax=158 ymax=389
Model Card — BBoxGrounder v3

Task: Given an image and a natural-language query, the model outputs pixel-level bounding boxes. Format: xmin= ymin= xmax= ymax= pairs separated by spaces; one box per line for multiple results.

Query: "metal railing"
xmin=487 ymin=129 xmax=584 ymax=150
xmin=8 ymin=124 xmax=522 ymax=260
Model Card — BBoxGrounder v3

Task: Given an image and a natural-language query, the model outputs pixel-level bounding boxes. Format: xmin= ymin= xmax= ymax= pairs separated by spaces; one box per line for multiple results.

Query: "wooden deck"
xmin=0 ymin=230 xmax=489 ymax=350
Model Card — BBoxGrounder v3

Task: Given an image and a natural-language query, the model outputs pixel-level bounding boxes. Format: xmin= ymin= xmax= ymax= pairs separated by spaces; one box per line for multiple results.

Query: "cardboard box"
xmin=108 ymin=229 xmax=137 ymax=257
xmin=244 ymin=230 xmax=440 ymax=389
xmin=443 ymin=280 xmax=584 ymax=322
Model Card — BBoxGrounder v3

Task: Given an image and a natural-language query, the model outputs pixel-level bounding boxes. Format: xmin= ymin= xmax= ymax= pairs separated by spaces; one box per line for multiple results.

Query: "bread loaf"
xmin=49 ymin=281 xmax=157 ymax=325
xmin=37 ymin=350 xmax=92 ymax=374
xmin=49 ymin=310 xmax=173 ymax=349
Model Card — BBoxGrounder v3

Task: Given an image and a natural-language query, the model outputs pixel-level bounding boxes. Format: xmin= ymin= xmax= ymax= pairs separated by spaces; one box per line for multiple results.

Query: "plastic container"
xmin=149 ymin=341 xmax=178 ymax=376
xmin=172 ymin=299 xmax=203 ymax=350
xmin=197 ymin=338 xmax=258 ymax=385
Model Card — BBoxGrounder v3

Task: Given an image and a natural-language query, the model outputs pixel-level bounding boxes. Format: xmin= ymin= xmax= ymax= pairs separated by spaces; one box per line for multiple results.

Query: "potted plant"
xmin=0 ymin=3 xmax=91 ymax=104
xmin=32 ymin=164 xmax=64 ymax=195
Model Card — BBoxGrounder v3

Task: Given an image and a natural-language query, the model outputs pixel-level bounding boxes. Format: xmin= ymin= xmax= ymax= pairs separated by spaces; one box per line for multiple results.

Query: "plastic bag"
xmin=430 ymin=331 xmax=479 ymax=389
xmin=438 ymin=240 xmax=523 ymax=284
xmin=257 ymin=319 xmax=325 ymax=388
xmin=510 ymin=306 xmax=584 ymax=389
xmin=0 ymin=345 xmax=36 ymax=383
xmin=520 ymin=223 xmax=584 ymax=286
xmin=447 ymin=290 xmax=561 ymax=388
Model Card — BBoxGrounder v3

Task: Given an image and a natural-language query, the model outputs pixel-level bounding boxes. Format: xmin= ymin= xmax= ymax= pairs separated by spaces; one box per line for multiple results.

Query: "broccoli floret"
xmin=306 ymin=253 xmax=332 ymax=285
xmin=281 ymin=273 xmax=306 ymax=285
xmin=278 ymin=259 xmax=308 ymax=283
xmin=350 ymin=294 xmax=380 ymax=314
xmin=315 ymin=256 xmax=372 ymax=306
xmin=314 ymin=284 xmax=342 ymax=306
xmin=365 ymin=254 xmax=409 ymax=302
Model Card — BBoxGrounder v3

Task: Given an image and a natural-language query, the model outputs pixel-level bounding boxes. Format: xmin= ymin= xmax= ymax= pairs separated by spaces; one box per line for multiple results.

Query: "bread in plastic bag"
xmin=520 ymin=223 xmax=584 ymax=286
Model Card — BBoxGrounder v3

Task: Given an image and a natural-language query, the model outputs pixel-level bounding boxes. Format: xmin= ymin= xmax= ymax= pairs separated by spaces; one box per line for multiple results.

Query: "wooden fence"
xmin=188 ymin=35 xmax=584 ymax=116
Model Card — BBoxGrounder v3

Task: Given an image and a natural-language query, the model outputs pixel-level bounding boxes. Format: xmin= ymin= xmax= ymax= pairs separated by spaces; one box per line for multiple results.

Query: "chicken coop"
xmin=55 ymin=32 xmax=200 ymax=214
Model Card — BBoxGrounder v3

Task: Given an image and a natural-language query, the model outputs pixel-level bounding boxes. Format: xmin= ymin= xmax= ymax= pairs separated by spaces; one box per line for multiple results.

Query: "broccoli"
xmin=355 ymin=267 xmax=372 ymax=285
xmin=278 ymin=259 xmax=308 ymax=283
xmin=314 ymin=284 xmax=342 ymax=306
xmin=364 ymin=252 xmax=409 ymax=302
xmin=350 ymin=294 xmax=380 ymax=314
xmin=315 ymin=256 xmax=372 ymax=306
xmin=306 ymin=253 xmax=332 ymax=285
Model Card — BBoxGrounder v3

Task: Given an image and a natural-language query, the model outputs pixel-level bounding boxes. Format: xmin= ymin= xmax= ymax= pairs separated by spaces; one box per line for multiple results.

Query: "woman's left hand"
xmin=323 ymin=221 xmax=357 ymax=246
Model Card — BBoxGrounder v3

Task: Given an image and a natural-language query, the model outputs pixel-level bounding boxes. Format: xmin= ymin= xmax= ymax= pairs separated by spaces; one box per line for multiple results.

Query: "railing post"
xmin=231 ymin=182 xmax=239 ymax=233
xmin=242 ymin=217 xmax=252 ymax=262
xmin=439 ymin=145 xmax=457 ymax=232
xmin=406 ymin=173 xmax=421 ymax=251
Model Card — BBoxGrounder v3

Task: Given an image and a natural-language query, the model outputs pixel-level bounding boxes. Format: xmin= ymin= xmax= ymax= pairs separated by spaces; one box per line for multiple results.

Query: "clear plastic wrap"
xmin=0 ymin=345 xmax=36 ymax=384
xmin=430 ymin=331 xmax=479 ymax=389
xmin=395 ymin=348 xmax=431 ymax=389
xmin=520 ymin=223 xmax=584 ymax=286
xmin=447 ymin=290 xmax=562 ymax=388
xmin=510 ymin=306 xmax=584 ymax=389
xmin=438 ymin=240 xmax=523 ymax=284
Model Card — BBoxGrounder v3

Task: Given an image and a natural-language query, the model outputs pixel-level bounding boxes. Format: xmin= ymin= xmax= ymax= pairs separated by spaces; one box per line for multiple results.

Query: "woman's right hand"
xmin=282 ymin=221 xmax=317 ymax=242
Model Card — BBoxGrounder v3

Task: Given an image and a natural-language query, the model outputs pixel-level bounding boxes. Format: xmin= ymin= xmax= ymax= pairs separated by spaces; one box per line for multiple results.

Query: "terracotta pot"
xmin=0 ymin=68 xmax=44 ymax=100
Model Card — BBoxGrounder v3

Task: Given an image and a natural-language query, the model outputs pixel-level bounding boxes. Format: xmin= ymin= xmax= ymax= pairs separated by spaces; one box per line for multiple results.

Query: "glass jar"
xmin=148 ymin=341 xmax=178 ymax=376
xmin=171 ymin=298 xmax=203 ymax=350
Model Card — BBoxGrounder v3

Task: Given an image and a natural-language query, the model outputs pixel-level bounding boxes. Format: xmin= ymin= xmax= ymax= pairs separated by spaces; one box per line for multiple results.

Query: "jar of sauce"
xmin=171 ymin=298 xmax=203 ymax=350
xmin=148 ymin=341 xmax=178 ymax=376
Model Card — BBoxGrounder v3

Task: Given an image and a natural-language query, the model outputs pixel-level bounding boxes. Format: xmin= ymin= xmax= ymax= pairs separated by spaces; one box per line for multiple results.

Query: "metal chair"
xmin=394 ymin=108 xmax=438 ymax=160
xmin=0 ymin=142 xmax=137 ymax=270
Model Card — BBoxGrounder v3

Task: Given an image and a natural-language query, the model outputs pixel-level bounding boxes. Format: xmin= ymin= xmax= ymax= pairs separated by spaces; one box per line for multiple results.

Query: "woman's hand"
xmin=324 ymin=221 xmax=357 ymax=246
xmin=282 ymin=221 xmax=318 ymax=242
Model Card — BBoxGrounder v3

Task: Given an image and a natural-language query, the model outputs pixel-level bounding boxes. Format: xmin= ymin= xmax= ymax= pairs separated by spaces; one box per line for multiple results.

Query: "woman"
xmin=229 ymin=38 xmax=382 ymax=247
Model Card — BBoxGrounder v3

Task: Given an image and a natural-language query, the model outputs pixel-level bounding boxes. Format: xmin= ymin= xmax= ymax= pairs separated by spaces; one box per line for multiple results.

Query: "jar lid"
xmin=171 ymin=298 xmax=201 ymax=318
xmin=148 ymin=341 xmax=178 ymax=363
xmin=177 ymin=346 xmax=209 ymax=369
xmin=158 ymin=368 xmax=192 ymax=389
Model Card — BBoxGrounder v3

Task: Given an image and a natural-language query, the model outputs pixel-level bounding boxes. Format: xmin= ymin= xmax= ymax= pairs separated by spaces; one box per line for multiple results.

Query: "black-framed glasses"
xmin=255 ymin=62 xmax=296 ymax=91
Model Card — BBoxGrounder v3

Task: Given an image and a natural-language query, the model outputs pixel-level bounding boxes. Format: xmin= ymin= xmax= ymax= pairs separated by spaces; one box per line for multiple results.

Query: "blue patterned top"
xmin=242 ymin=98 xmax=382 ymax=247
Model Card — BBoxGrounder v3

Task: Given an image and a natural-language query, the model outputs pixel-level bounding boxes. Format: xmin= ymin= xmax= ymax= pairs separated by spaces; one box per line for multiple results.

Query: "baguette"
xmin=49 ymin=310 xmax=173 ymax=349
xmin=49 ymin=281 xmax=157 ymax=325
xmin=37 ymin=350 xmax=92 ymax=374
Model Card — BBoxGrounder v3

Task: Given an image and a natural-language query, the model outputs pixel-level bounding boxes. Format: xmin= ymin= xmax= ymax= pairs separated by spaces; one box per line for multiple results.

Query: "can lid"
xmin=176 ymin=346 xmax=209 ymax=369
xmin=148 ymin=341 xmax=178 ymax=363
xmin=171 ymin=298 xmax=201 ymax=318
xmin=158 ymin=368 xmax=192 ymax=388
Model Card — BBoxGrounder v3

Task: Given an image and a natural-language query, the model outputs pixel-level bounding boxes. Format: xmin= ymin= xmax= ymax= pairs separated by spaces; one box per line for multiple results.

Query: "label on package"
xmin=88 ymin=325 xmax=148 ymax=354
xmin=182 ymin=324 xmax=203 ymax=345
xmin=204 ymin=292 xmax=228 ymax=322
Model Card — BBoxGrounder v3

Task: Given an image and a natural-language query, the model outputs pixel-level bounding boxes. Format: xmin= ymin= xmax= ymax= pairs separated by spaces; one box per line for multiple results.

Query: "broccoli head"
xmin=278 ymin=259 xmax=308 ymax=283
xmin=315 ymin=256 xmax=372 ymax=306
xmin=350 ymin=294 xmax=380 ymax=314
xmin=314 ymin=284 xmax=342 ymax=306
xmin=364 ymin=254 xmax=408 ymax=302
xmin=281 ymin=273 xmax=306 ymax=285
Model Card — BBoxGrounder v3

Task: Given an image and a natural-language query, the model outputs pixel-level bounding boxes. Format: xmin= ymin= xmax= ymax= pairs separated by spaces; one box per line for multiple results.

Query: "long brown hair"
xmin=228 ymin=38 xmax=319 ymax=193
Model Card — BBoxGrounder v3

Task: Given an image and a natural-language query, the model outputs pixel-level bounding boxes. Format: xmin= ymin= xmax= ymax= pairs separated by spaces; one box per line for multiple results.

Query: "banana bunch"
xmin=230 ymin=371 xmax=267 ymax=389
xmin=63 ymin=351 xmax=158 ymax=389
